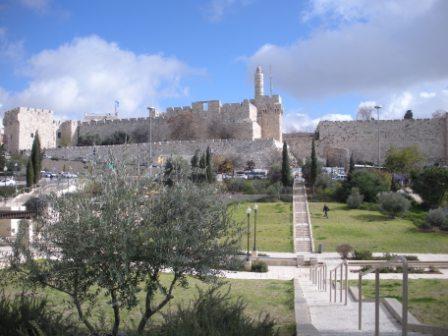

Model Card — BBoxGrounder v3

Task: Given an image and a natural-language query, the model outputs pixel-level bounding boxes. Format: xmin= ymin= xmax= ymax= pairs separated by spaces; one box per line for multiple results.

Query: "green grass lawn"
xmin=230 ymin=201 xmax=293 ymax=252
xmin=4 ymin=273 xmax=295 ymax=335
xmin=309 ymin=202 xmax=448 ymax=253
xmin=350 ymin=279 xmax=448 ymax=328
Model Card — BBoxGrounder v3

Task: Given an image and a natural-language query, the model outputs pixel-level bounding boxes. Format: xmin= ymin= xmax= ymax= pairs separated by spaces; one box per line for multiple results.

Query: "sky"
xmin=0 ymin=0 xmax=447 ymax=132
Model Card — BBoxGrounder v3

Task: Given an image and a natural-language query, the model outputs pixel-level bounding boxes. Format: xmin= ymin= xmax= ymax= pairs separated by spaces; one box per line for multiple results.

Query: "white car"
xmin=61 ymin=172 xmax=78 ymax=179
xmin=0 ymin=178 xmax=17 ymax=186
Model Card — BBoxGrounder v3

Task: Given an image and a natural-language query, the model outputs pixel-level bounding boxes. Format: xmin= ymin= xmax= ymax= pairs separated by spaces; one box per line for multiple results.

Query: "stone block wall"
xmin=45 ymin=138 xmax=283 ymax=168
xmin=3 ymin=107 xmax=59 ymax=154
xmin=283 ymin=132 xmax=314 ymax=163
xmin=78 ymin=99 xmax=266 ymax=144
xmin=316 ymin=115 xmax=448 ymax=165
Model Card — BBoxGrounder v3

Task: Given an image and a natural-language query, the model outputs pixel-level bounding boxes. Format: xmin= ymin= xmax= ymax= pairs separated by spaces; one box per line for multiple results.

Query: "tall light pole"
xmin=246 ymin=207 xmax=252 ymax=260
xmin=252 ymin=204 xmax=258 ymax=256
xmin=374 ymin=105 xmax=382 ymax=167
xmin=147 ymin=107 xmax=155 ymax=175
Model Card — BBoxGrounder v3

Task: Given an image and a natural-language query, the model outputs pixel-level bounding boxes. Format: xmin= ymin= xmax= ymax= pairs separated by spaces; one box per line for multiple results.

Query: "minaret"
xmin=254 ymin=66 xmax=264 ymax=99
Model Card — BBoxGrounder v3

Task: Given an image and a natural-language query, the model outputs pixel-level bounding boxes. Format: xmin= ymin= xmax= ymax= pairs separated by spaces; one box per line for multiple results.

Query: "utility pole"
xmin=374 ymin=105 xmax=382 ymax=167
xmin=147 ymin=107 xmax=155 ymax=175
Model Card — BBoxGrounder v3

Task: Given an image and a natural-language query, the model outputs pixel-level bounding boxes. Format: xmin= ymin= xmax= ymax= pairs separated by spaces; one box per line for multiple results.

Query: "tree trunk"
xmin=74 ymin=297 xmax=97 ymax=335
xmin=111 ymin=289 xmax=121 ymax=336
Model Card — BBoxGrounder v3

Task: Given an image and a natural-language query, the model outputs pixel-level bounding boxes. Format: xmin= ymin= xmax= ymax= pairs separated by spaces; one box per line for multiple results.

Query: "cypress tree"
xmin=281 ymin=141 xmax=292 ymax=187
xmin=348 ymin=154 xmax=355 ymax=181
xmin=310 ymin=139 xmax=317 ymax=187
xmin=0 ymin=144 xmax=6 ymax=173
xmin=205 ymin=146 xmax=214 ymax=183
xmin=31 ymin=132 xmax=42 ymax=184
xmin=199 ymin=153 xmax=206 ymax=169
xmin=26 ymin=159 xmax=34 ymax=188
xmin=190 ymin=150 xmax=199 ymax=168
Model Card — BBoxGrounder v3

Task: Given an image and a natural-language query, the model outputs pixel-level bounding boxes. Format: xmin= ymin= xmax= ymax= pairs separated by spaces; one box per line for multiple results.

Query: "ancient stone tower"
xmin=255 ymin=66 xmax=264 ymax=99
xmin=252 ymin=66 xmax=283 ymax=142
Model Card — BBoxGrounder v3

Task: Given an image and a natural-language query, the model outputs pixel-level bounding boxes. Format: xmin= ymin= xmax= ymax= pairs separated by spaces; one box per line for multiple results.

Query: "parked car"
xmin=61 ymin=172 xmax=78 ymax=179
xmin=0 ymin=177 xmax=17 ymax=187
xmin=234 ymin=172 xmax=248 ymax=180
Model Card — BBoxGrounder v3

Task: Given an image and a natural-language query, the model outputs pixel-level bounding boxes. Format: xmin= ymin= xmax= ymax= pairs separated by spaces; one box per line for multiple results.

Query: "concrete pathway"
xmin=293 ymin=177 xmax=314 ymax=253
xmin=295 ymin=267 xmax=430 ymax=336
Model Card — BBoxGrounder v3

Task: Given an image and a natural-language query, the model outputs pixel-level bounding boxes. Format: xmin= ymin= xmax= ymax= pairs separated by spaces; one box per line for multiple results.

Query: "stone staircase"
xmin=295 ymin=268 xmax=431 ymax=336
xmin=293 ymin=178 xmax=313 ymax=253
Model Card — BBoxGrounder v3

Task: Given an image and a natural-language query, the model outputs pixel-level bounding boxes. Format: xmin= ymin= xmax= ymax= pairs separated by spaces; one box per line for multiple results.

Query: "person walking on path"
xmin=323 ymin=204 xmax=330 ymax=218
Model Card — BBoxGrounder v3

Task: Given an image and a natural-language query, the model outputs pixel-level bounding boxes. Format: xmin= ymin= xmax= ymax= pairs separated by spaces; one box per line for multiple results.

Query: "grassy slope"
xmin=230 ymin=201 xmax=293 ymax=252
xmin=4 ymin=274 xmax=295 ymax=335
xmin=309 ymin=202 xmax=448 ymax=253
xmin=351 ymin=279 xmax=448 ymax=328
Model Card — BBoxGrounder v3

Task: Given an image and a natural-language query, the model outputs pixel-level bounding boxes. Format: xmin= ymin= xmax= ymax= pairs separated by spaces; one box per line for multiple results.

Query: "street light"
xmin=147 ymin=107 xmax=155 ymax=176
xmin=252 ymin=204 xmax=258 ymax=256
xmin=374 ymin=105 xmax=382 ymax=167
xmin=246 ymin=207 xmax=252 ymax=260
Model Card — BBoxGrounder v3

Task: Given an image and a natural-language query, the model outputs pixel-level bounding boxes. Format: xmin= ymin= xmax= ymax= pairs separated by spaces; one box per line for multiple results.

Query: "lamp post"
xmin=246 ymin=207 xmax=252 ymax=260
xmin=374 ymin=105 xmax=382 ymax=167
xmin=252 ymin=204 xmax=258 ymax=256
xmin=147 ymin=107 xmax=155 ymax=176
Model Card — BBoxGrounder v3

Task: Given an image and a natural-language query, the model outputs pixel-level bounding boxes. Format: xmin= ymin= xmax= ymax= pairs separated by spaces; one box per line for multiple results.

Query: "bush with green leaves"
xmin=348 ymin=170 xmax=391 ymax=202
xmin=378 ymin=192 xmax=411 ymax=218
xmin=266 ymin=182 xmax=282 ymax=200
xmin=413 ymin=167 xmax=448 ymax=208
xmin=251 ymin=260 xmax=268 ymax=273
xmin=352 ymin=250 xmax=372 ymax=260
xmin=0 ymin=291 xmax=79 ymax=336
xmin=426 ymin=208 xmax=448 ymax=228
xmin=157 ymin=287 xmax=277 ymax=336
xmin=346 ymin=187 xmax=364 ymax=209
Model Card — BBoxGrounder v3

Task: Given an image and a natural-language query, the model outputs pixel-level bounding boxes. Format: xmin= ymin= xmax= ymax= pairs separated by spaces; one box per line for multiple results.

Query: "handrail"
xmin=309 ymin=262 xmax=327 ymax=292
xmin=357 ymin=256 xmax=409 ymax=336
xmin=329 ymin=260 xmax=348 ymax=305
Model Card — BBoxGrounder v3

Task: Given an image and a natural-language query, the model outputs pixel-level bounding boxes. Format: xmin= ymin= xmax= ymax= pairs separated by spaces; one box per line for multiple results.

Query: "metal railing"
xmin=329 ymin=260 xmax=348 ymax=305
xmin=357 ymin=256 xmax=409 ymax=336
xmin=309 ymin=262 xmax=327 ymax=291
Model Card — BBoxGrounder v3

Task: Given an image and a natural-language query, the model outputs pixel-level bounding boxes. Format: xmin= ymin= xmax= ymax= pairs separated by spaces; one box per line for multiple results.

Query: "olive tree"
xmin=12 ymin=165 xmax=241 ymax=335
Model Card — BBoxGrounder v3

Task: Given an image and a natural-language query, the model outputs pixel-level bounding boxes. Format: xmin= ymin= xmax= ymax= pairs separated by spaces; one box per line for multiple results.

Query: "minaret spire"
xmin=254 ymin=66 xmax=264 ymax=99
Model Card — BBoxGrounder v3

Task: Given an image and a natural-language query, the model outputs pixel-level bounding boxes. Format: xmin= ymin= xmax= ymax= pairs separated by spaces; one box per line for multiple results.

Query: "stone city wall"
xmin=3 ymin=107 xmax=59 ymax=153
xmin=78 ymin=99 xmax=262 ymax=143
xmin=283 ymin=132 xmax=314 ymax=163
xmin=45 ymin=138 xmax=283 ymax=168
xmin=316 ymin=115 xmax=448 ymax=164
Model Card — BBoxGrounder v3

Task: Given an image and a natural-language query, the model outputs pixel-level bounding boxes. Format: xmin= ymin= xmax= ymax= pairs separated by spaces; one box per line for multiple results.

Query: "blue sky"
xmin=1 ymin=0 xmax=447 ymax=131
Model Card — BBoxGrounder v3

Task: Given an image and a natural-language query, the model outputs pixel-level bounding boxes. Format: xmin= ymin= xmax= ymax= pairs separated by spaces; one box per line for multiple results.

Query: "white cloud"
xmin=18 ymin=0 xmax=51 ymax=12
xmin=0 ymin=27 xmax=25 ymax=62
xmin=283 ymin=111 xmax=352 ymax=132
xmin=420 ymin=91 xmax=436 ymax=99
xmin=0 ymin=35 xmax=199 ymax=120
xmin=202 ymin=0 xmax=253 ymax=22
xmin=382 ymin=84 xmax=448 ymax=119
xmin=249 ymin=0 xmax=448 ymax=99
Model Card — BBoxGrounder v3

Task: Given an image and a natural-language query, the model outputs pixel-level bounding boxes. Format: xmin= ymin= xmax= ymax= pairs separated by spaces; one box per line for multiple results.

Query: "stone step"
xmin=319 ymin=332 xmax=429 ymax=336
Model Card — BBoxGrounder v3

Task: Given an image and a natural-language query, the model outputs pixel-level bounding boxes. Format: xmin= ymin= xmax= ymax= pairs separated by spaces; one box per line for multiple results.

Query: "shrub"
xmin=418 ymin=222 xmax=434 ymax=231
xmin=378 ymin=192 xmax=411 ymax=218
xmin=426 ymin=208 xmax=448 ymax=227
xmin=158 ymin=287 xmax=276 ymax=336
xmin=251 ymin=260 xmax=268 ymax=273
xmin=0 ymin=186 xmax=17 ymax=198
xmin=413 ymin=167 xmax=448 ymax=208
xmin=0 ymin=291 xmax=79 ymax=336
xmin=336 ymin=244 xmax=353 ymax=259
xmin=349 ymin=170 xmax=391 ymax=202
xmin=346 ymin=187 xmax=364 ymax=209
xmin=352 ymin=250 xmax=372 ymax=260
xmin=266 ymin=182 xmax=282 ymax=200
